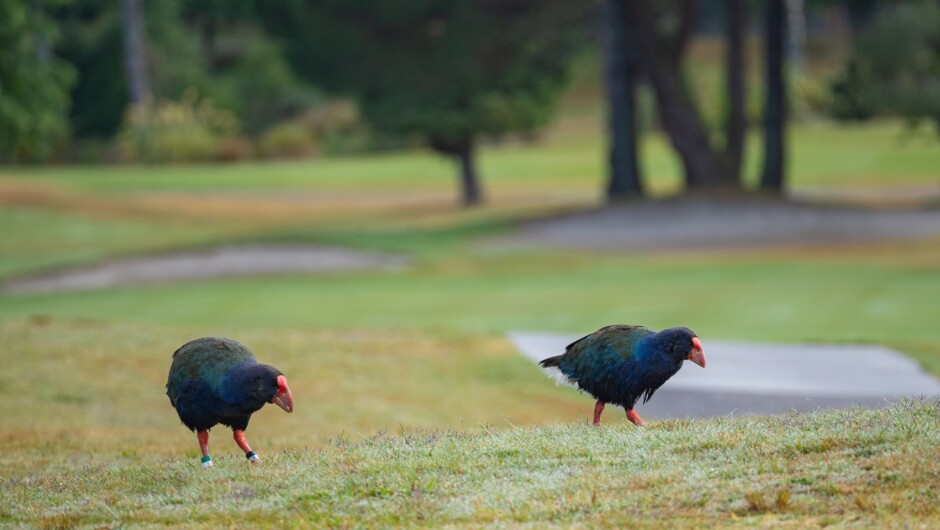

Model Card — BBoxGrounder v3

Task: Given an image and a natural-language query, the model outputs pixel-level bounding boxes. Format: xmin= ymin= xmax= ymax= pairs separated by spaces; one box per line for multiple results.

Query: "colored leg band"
xmin=201 ymin=455 xmax=213 ymax=468
xmin=245 ymin=451 xmax=257 ymax=460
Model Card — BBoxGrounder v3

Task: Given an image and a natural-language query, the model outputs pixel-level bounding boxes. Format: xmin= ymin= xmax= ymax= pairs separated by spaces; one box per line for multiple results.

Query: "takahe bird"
xmin=166 ymin=337 xmax=294 ymax=468
xmin=539 ymin=325 xmax=705 ymax=426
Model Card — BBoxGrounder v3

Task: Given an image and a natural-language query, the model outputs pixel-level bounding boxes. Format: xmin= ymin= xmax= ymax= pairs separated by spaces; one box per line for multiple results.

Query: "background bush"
xmin=116 ymin=90 xmax=239 ymax=163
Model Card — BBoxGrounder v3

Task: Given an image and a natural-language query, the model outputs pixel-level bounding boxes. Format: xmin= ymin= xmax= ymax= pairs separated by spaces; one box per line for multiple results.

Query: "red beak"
xmin=271 ymin=375 xmax=294 ymax=413
xmin=688 ymin=337 xmax=706 ymax=368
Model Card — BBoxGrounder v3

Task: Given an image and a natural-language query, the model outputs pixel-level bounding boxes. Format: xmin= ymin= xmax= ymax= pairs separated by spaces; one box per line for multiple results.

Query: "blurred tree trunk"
xmin=603 ymin=0 xmax=643 ymax=201
xmin=724 ymin=0 xmax=747 ymax=181
xmin=430 ymin=137 xmax=482 ymax=206
xmin=786 ymin=0 xmax=805 ymax=74
xmin=119 ymin=0 xmax=151 ymax=105
xmin=624 ymin=0 xmax=737 ymax=191
xmin=761 ymin=0 xmax=787 ymax=192
xmin=32 ymin=0 xmax=50 ymax=61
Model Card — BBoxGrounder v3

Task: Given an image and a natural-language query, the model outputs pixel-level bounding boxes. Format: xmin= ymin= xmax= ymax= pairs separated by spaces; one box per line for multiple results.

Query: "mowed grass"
xmin=1 ymin=119 xmax=937 ymax=278
xmin=3 ymin=398 xmax=938 ymax=528
xmin=1 ymin=112 xmax=939 ymax=526
xmin=0 ymin=319 xmax=587 ymax=477
xmin=2 ymin=237 xmax=939 ymax=372
xmin=4 ymin=120 xmax=938 ymax=194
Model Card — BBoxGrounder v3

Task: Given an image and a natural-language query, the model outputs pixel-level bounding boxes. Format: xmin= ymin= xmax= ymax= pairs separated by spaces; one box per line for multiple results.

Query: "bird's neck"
xmin=222 ymin=363 xmax=271 ymax=407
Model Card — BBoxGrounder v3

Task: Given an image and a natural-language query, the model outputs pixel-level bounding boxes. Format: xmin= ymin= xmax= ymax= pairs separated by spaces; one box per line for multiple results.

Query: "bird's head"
xmin=271 ymin=374 xmax=294 ymax=413
xmin=657 ymin=327 xmax=706 ymax=368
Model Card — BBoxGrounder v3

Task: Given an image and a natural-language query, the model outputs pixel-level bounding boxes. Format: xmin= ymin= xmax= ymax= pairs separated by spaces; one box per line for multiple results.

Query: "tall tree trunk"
xmin=32 ymin=0 xmax=50 ymax=61
xmin=669 ymin=0 xmax=699 ymax=67
xmin=761 ymin=0 xmax=787 ymax=192
xmin=119 ymin=0 xmax=151 ymax=105
xmin=724 ymin=0 xmax=747 ymax=181
xmin=624 ymin=0 xmax=733 ymax=190
xmin=786 ymin=0 xmax=805 ymax=74
xmin=456 ymin=140 xmax=481 ymax=206
xmin=202 ymin=19 xmax=219 ymax=69
xmin=603 ymin=0 xmax=643 ymax=201
xmin=430 ymin=136 xmax=483 ymax=206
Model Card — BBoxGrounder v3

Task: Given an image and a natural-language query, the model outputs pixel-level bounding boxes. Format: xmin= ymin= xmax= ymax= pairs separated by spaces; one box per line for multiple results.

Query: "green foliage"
xmin=0 ymin=0 xmax=75 ymax=161
xmin=204 ymin=30 xmax=323 ymax=135
xmin=116 ymin=90 xmax=239 ymax=163
xmin=141 ymin=0 xmax=205 ymax=102
xmin=829 ymin=59 xmax=878 ymax=121
xmin=831 ymin=1 xmax=940 ymax=131
xmin=49 ymin=0 xmax=318 ymax=144
xmin=268 ymin=0 xmax=593 ymax=146
xmin=49 ymin=0 xmax=206 ymax=139
xmin=258 ymin=121 xmax=317 ymax=159
xmin=299 ymin=100 xmax=369 ymax=154
xmin=52 ymin=0 xmax=126 ymax=138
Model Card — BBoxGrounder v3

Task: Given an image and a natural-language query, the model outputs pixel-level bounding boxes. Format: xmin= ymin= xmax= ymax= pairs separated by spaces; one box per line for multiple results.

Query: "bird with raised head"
xmin=166 ymin=337 xmax=294 ymax=467
xmin=539 ymin=325 xmax=705 ymax=426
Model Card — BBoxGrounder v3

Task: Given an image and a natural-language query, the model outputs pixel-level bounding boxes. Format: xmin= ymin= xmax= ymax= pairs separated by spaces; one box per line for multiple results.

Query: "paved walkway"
xmin=497 ymin=197 xmax=940 ymax=252
xmin=5 ymin=245 xmax=409 ymax=294
xmin=509 ymin=331 xmax=940 ymax=418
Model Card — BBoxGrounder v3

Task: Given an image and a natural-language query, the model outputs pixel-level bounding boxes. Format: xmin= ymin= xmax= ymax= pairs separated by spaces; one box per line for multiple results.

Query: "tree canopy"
xmin=263 ymin=0 xmax=593 ymax=204
xmin=832 ymin=0 xmax=940 ymax=132
xmin=0 ymin=0 xmax=74 ymax=161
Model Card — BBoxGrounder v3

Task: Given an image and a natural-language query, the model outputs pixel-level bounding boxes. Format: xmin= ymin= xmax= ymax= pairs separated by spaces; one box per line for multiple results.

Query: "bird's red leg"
xmin=626 ymin=409 xmax=647 ymax=427
xmin=233 ymin=429 xmax=260 ymax=464
xmin=593 ymin=401 xmax=605 ymax=426
xmin=197 ymin=430 xmax=213 ymax=468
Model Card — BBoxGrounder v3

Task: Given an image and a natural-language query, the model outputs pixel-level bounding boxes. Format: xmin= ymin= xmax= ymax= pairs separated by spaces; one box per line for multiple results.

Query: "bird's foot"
xmin=246 ymin=451 xmax=260 ymax=464
xmin=201 ymin=455 xmax=213 ymax=468
xmin=626 ymin=409 xmax=647 ymax=427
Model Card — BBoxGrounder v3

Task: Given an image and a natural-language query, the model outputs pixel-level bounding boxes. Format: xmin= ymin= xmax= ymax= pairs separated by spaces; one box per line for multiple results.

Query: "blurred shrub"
xmin=62 ymin=138 xmax=120 ymax=164
xmin=829 ymin=59 xmax=877 ymax=121
xmin=117 ymin=90 xmax=239 ymax=163
xmin=830 ymin=0 xmax=940 ymax=131
xmin=793 ymin=75 xmax=835 ymax=118
xmin=51 ymin=0 xmax=206 ymax=140
xmin=258 ymin=122 xmax=317 ymax=159
xmin=208 ymin=31 xmax=324 ymax=136
xmin=300 ymin=100 xmax=374 ymax=154
xmin=214 ymin=136 xmax=254 ymax=162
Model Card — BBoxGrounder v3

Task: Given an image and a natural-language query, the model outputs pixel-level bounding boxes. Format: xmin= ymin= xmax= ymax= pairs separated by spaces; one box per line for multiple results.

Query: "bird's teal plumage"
xmin=167 ymin=337 xmax=256 ymax=402
xmin=167 ymin=337 xmax=282 ymax=432
xmin=540 ymin=325 xmax=698 ymax=410
xmin=559 ymin=325 xmax=654 ymax=380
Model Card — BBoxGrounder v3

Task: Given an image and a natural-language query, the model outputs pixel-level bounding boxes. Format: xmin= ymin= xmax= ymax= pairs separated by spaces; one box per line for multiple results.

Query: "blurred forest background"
xmin=2 ymin=0 xmax=938 ymax=204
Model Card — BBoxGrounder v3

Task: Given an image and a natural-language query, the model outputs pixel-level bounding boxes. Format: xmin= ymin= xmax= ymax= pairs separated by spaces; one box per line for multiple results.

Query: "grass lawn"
xmin=3 ymin=398 xmax=938 ymax=528
xmin=0 ymin=116 xmax=938 ymax=526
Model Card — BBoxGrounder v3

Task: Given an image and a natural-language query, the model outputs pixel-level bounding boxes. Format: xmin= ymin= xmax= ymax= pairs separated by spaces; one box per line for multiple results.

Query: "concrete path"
xmin=5 ymin=245 xmax=409 ymax=294
xmin=509 ymin=331 xmax=940 ymax=419
xmin=497 ymin=197 xmax=940 ymax=252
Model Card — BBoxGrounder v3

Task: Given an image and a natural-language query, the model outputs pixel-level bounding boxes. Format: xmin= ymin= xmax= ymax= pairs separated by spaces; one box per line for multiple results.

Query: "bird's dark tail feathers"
xmin=538 ymin=356 xmax=562 ymax=369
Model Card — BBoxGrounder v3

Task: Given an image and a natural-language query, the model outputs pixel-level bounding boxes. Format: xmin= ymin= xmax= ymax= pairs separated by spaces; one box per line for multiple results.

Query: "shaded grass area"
xmin=3 ymin=400 xmax=938 ymax=528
